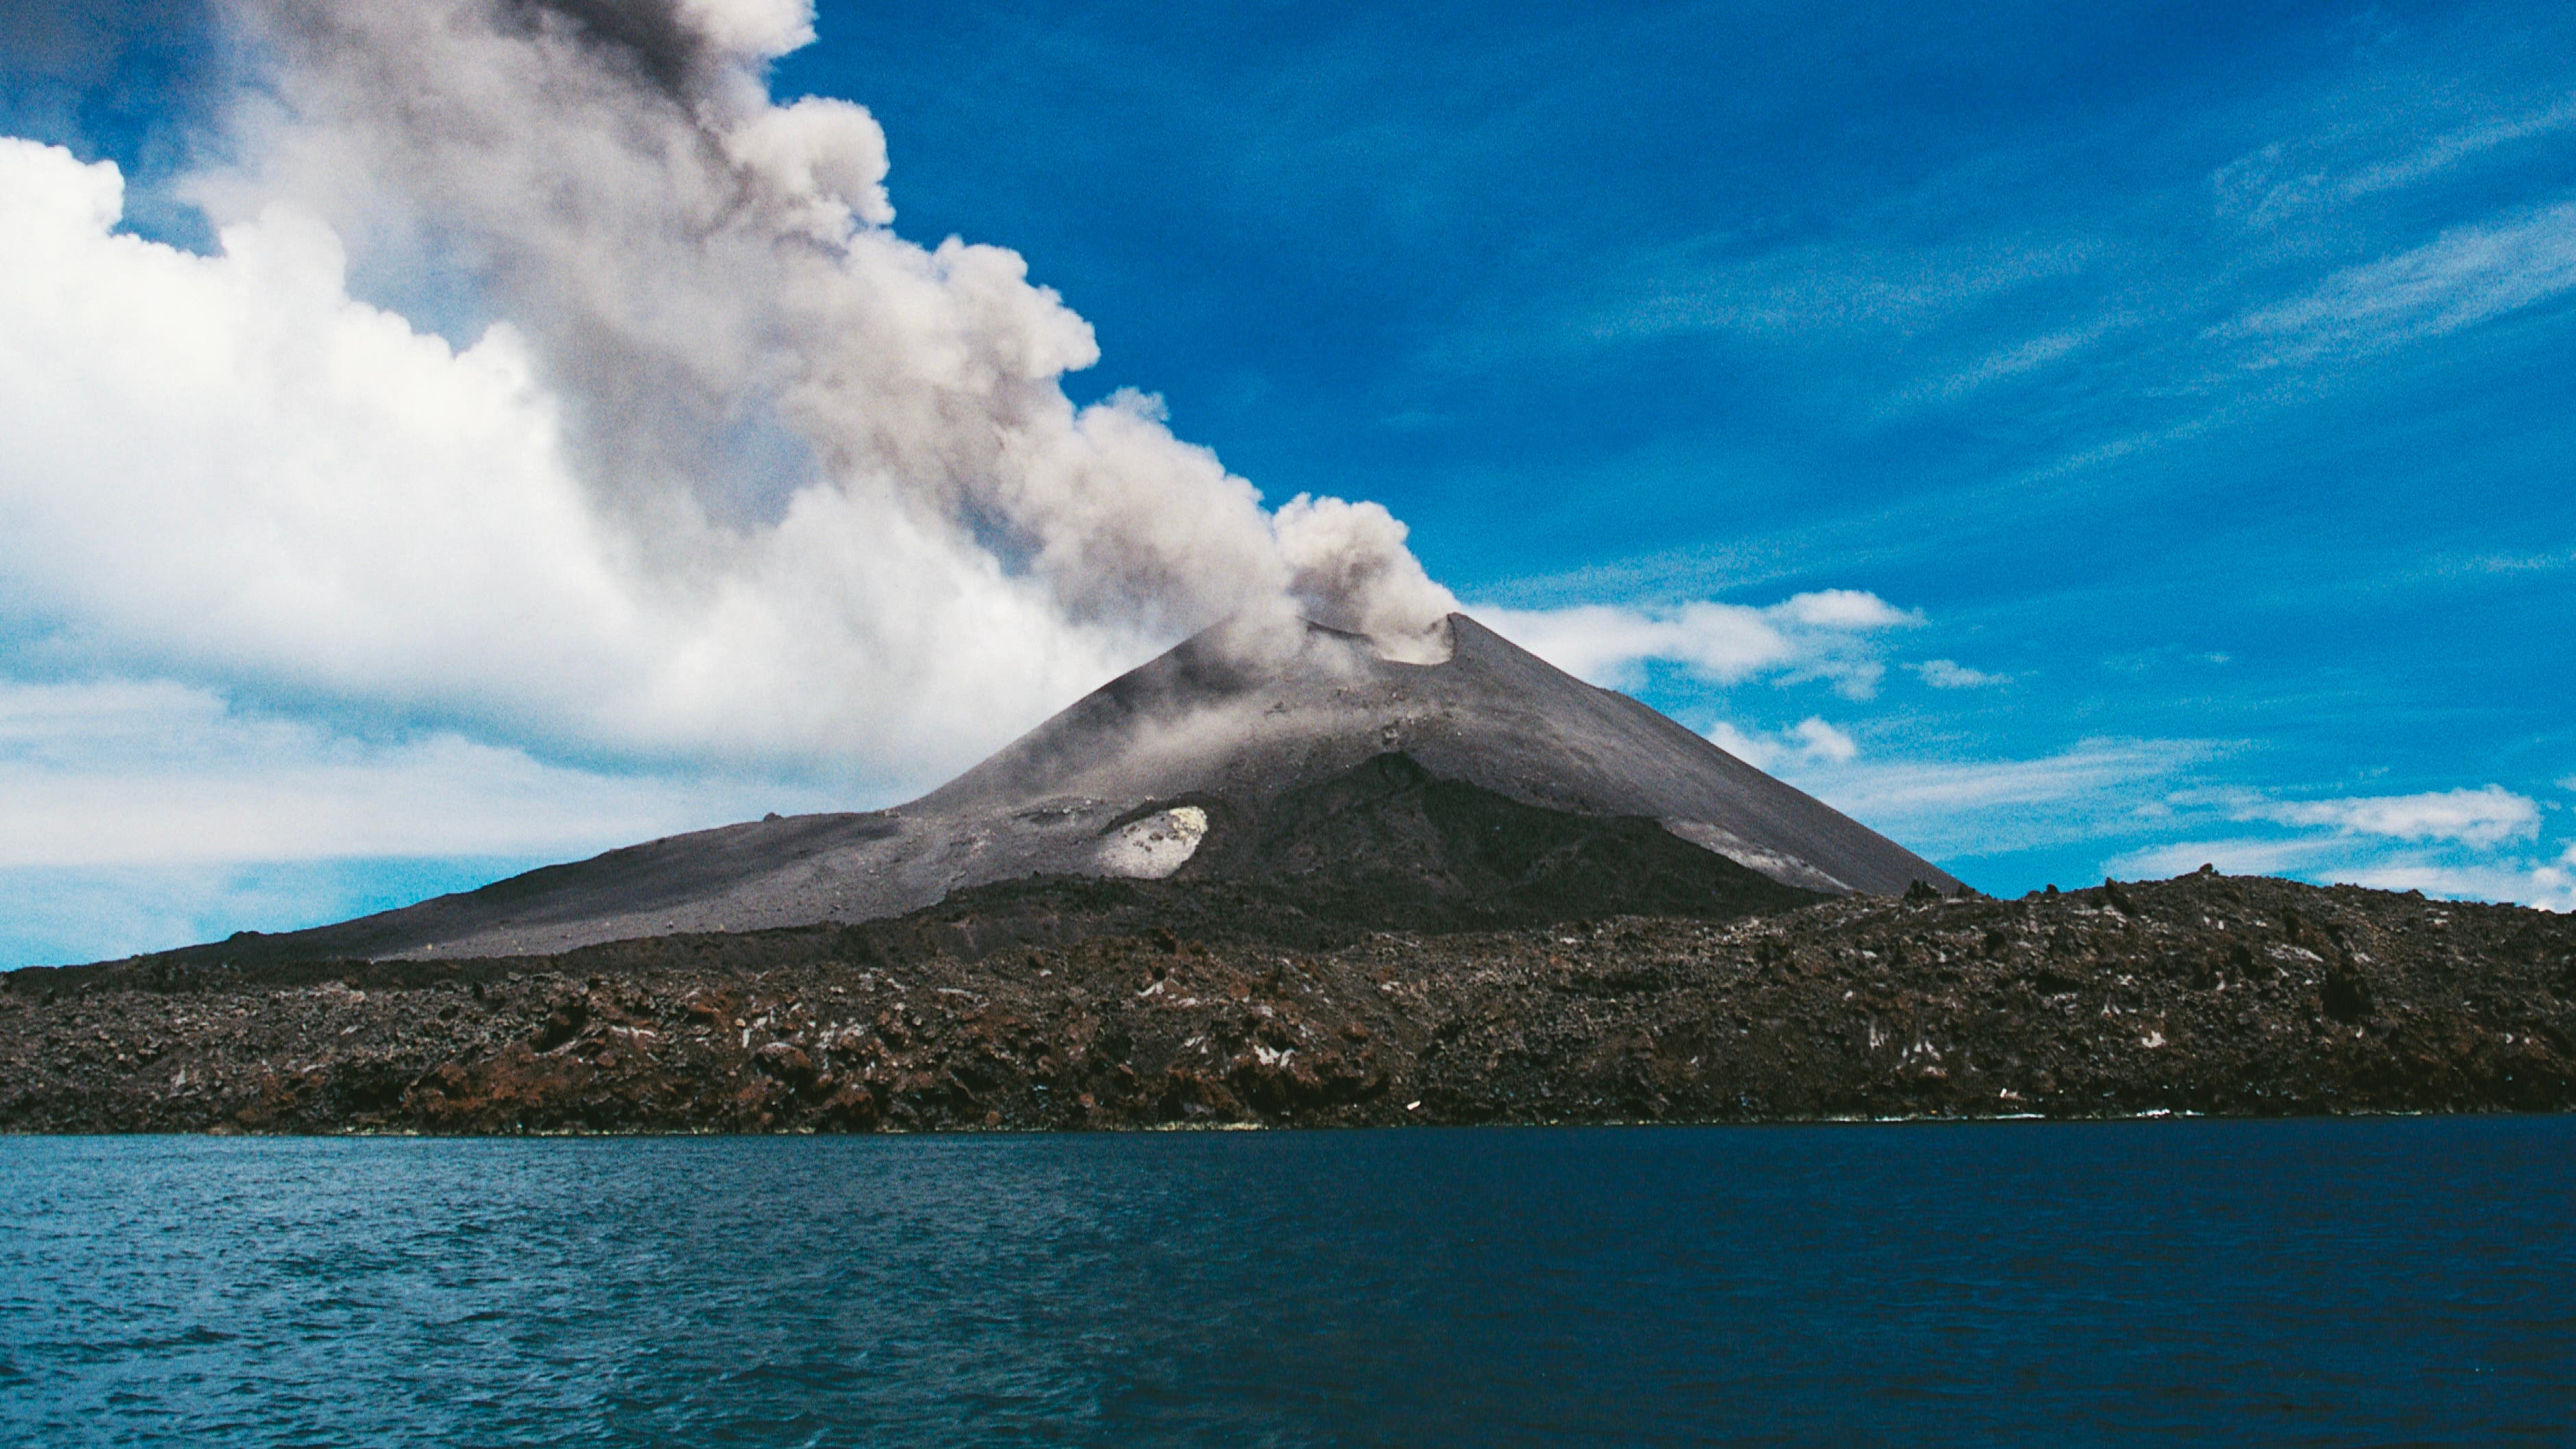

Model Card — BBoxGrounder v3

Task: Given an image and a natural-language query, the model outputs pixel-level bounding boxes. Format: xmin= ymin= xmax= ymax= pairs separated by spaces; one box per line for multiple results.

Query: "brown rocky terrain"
xmin=5 ymin=870 xmax=2572 ymax=1133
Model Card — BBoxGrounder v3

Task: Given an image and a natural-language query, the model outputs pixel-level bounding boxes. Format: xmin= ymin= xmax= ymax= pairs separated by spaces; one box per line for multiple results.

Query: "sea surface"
xmin=2 ymin=1118 xmax=2571 ymax=1446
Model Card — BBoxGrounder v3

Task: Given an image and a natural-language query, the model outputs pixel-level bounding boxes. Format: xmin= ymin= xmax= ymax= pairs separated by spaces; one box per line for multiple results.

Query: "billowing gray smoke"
xmin=0 ymin=0 xmax=1453 ymax=780
xmin=233 ymin=0 xmax=1456 ymax=627
xmin=271 ymin=0 xmax=1457 ymax=626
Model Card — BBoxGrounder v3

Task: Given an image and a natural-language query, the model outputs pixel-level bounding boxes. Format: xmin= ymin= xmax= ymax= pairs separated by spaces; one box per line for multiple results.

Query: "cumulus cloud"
xmin=2106 ymin=786 xmax=2568 ymax=910
xmin=1911 ymin=658 xmax=2006 ymax=689
xmin=2110 ymin=835 xmax=2576 ymax=914
xmin=2239 ymin=784 xmax=2541 ymax=848
xmin=1705 ymin=717 xmax=1857 ymax=771
xmin=2343 ymin=854 xmax=2576 ymax=912
xmin=0 ymin=677 xmax=811 ymax=869
xmin=0 ymin=670 xmax=854 ymax=963
xmin=0 ymin=0 xmax=1455 ymax=790
xmin=1686 ymin=723 xmax=2569 ymax=910
xmin=1471 ymin=590 xmax=1917 ymax=698
xmin=0 ymin=861 xmax=530 ymax=971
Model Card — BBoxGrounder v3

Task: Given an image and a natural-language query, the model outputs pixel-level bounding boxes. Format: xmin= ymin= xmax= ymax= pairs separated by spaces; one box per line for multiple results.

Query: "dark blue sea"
xmin=3 ymin=1119 xmax=2571 ymax=1446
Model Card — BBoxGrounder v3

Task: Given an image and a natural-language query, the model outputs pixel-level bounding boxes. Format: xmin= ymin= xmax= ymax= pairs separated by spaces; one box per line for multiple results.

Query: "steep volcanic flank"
xmin=157 ymin=615 xmax=1956 ymax=964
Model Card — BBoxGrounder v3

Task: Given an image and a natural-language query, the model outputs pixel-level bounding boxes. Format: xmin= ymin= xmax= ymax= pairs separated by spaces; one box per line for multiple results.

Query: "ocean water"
xmin=2 ymin=1120 xmax=2570 ymax=1446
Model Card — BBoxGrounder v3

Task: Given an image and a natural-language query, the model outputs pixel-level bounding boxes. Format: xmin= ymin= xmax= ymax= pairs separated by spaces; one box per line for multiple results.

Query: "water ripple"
xmin=1 ymin=1120 xmax=2571 ymax=1445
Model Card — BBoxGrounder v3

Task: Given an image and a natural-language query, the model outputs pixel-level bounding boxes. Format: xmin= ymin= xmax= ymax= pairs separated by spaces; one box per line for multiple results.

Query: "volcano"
xmin=194 ymin=615 xmax=1959 ymax=962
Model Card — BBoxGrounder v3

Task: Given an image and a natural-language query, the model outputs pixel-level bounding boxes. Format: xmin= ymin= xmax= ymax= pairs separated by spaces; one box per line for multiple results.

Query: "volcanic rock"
xmin=8 ymin=873 xmax=2571 ymax=1133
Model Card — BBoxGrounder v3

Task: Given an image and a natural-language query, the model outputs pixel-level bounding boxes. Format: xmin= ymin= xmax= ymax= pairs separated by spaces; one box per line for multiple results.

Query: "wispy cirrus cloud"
xmin=2108 ymin=836 xmax=2328 ymax=881
xmin=1769 ymin=737 xmax=2227 ymax=860
xmin=1579 ymin=233 xmax=2095 ymax=344
xmin=2214 ymin=201 xmax=2576 ymax=367
xmin=1901 ymin=324 xmax=2105 ymax=405
xmin=2213 ymin=92 xmax=2576 ymax=228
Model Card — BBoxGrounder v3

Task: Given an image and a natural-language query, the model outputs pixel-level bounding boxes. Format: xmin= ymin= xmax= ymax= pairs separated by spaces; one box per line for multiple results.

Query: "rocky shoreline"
xmin=4 ymin=872 xmax=2572 ymax=1133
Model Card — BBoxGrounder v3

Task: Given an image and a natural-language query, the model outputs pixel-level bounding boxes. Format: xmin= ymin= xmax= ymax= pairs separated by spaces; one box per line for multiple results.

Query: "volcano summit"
xmin=173 ymin=615 xmax=1958 ymax=964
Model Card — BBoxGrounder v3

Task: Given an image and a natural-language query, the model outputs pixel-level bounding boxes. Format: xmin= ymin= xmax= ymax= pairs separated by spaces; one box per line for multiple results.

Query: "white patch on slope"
xmin=1660 ymin=820 xmax=1852 ymax=895
xmin=1095 ymin=806 xmax=1210 ymax=880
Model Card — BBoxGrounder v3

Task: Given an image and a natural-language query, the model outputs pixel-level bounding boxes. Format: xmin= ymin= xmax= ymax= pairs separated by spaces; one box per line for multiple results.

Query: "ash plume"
xmin=0 ymin=0 xmax=1453 ymax=786
xmin=219 ymin=0 xmax=1456 ymax=641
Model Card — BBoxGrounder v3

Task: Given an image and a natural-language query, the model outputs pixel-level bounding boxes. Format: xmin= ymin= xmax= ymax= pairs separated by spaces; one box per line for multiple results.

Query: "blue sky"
xmin=2 ymin=0 xmax=2572 ymax=964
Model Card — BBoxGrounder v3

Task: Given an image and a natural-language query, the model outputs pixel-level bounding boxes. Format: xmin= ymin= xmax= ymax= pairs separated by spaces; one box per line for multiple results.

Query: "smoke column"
xmin=0 ymin=0 xmax=1454 ymax=787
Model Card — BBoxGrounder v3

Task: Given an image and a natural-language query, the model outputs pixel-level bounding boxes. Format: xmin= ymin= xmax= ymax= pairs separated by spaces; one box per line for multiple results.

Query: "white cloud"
xmin=1948 ymin=329 xmax=2093 ymax=385
xmin=1768 ymin=589 xmax=1913 ymax=630
xmin=2430 ymin=548 xmax=2576 ymax=578
xmin=1757 ymin=737 xmax=2223 ymax=859
xmin=2107 ymin=836 xmax=2332 ymax=881
xmin=1705 ymin=717 xmax=1857 ymax=771
xmin=1689 ymin=736 xmax=2215 ymax=859
xmin=0 ymin=677 xmax=814 ymax=869
xmin=2214 ymin=94 xmax=2576 ymax=227
xmin=1811 ymin=740 xmax=2206 ymax=818
xmin=1471 ymin=591 xmax=1917 ymax=698
xmin=1900 ymin=321 xmax=2122 ymax=407
xmin=2333 ymin=854 xmax=2576 ymax=914
xmin=2104 ymin=837 xmax=2576 ymax=910
xmin=0 ymin=0 xmax=1478 ymax=967
xmin=1692 ymin=724 xmax=2568 ymax=911
xmin=1791 ymin=717 xmax=1859 ymax=763
xmin=2108 ymin=791 xmax=2571 ymax=910
xmin=0 ymin=140 xmax=1127 ymax=788
xmin=0 ymin=861 xmax=537 ymax=969
xmin=1585 ymin=233 xmax=2092 ymax=342
xmin=1911 ymin=658 xmax=2006 ymax=689
xmin=2217 ymin=201 xmax=2576 ymax=366
xmin=2242 ymin=785 xmax=2540 ymax=848
xmin=0 ymin=0 xmax=1459 ymax=793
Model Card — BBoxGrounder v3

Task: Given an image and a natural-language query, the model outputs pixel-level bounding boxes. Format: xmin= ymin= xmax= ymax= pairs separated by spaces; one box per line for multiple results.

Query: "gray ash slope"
xmin=168 ymin=614 xmax=1952 ymax=965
